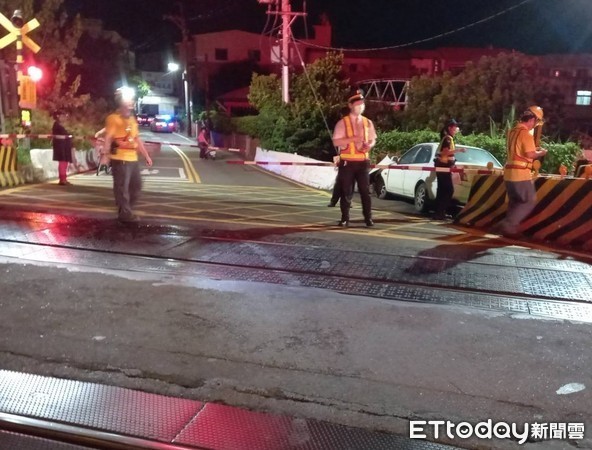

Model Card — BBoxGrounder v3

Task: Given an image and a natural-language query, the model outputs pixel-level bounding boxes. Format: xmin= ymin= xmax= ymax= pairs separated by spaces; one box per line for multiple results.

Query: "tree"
xmin=129 ymin=75 xmax=150 ymax=101
xmin=404 ymin=53 xmax=565 ymax=135
xmin=248 ymin=52 xmax=350 ymax=160
xmin=75 ymin=25 xmax=134 ymax=101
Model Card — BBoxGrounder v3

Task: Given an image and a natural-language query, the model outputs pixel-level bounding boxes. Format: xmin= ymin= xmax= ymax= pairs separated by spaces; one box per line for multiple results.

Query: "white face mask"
xmin=352 ymin=103 xmax=365 ymax=115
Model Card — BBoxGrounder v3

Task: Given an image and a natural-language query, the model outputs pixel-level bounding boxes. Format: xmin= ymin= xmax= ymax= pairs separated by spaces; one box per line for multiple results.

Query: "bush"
xmin=232 ymin=115 xmax=259 ymax=137
xmin=200 ymin=109 xmax=234 ymax=135
xmin=16 ymin=145 xmax=32 ymax=165
xmin=540 ymin=141 xmax=581 ymax=174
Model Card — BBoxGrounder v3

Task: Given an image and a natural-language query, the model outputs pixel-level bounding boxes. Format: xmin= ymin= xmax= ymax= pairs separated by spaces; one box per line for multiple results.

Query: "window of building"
xmin=577 ymin=69 xmax=589 ymax=78
xmin=552 ymin=69 xmax=561 ymax=78
xmin=248 ymin=49 xmax=261 ymax=61
xmin=215 ymin=48 xmax=228 ymax=61
xmin=576 ymin=90 xmax=592 ymax=106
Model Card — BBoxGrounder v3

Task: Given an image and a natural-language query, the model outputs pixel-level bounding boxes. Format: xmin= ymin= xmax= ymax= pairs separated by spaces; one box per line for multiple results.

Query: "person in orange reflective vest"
xmin=495 ymin=106 xmax=547 ymax=237
xmin=332 ymin=89 xmax=377 ymax=227
xmin=433 ymin=119 xmax=464 ymax=220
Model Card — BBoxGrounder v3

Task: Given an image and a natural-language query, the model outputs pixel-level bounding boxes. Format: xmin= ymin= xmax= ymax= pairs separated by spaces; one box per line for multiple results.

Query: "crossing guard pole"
xmin=13 ymin=11 xmax=25 ymax=128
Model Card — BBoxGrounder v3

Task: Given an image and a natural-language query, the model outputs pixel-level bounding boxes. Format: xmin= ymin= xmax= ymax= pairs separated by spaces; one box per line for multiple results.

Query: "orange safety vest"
xmin=505 ymin=127 xmax=534 ymax=170
xmin=341 ymin=115 xmax=370 ymax=161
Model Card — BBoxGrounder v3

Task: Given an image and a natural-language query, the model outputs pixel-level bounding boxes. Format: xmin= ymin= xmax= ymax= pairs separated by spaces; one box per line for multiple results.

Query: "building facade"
xmin=138 ymin=71 xmax=180 ymax=116
xmin=176 ymin=19 xmax=592 ymax=132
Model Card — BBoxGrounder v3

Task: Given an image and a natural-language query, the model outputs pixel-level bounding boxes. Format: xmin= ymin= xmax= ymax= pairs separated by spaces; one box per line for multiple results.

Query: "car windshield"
xmin=454 ymin=146 xmax=502 ymax=168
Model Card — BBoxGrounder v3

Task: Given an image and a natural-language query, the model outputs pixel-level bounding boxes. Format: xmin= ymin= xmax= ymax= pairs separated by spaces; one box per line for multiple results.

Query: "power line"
xmin=294 ymin=0 xmax=534 ymax=52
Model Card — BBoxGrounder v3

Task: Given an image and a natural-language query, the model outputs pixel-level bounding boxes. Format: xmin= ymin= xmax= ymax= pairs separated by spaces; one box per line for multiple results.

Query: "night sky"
xmin=64 ymin=0 xmax=592 ymax=55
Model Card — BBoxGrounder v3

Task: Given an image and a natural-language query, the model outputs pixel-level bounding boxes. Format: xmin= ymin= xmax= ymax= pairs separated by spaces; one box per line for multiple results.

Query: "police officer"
xmin=496 ymin=106 xmax=547 ymax=237
xmin=332 ymin=89 xmax=377 ymax=227
xmin=103 ymin=87 xmax=153 ymax=223
xmin=433 ymin=119 xmax=464 ymax=220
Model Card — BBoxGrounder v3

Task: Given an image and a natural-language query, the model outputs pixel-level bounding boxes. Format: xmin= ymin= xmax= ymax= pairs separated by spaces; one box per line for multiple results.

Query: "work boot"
xmin=365 ymin=219 xmax=375 ymax=227
xmin=337 ymin=219 xmax=349 ymax=227
xmin=327 ymin=201 xmax=337 ymax=207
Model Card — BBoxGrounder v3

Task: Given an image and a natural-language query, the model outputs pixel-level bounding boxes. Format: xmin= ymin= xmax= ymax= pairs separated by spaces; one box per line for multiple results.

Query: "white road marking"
xmin=556 ymin=383 xmax=586 ymax=395
xmin=179 ymin=168 xmax=187 ymax=179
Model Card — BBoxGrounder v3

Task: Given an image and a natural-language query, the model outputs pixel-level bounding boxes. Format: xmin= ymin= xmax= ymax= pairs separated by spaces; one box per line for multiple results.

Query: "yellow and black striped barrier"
xmin=0 ymin=145 xmax=25 ymax=188
xmin=456 ymin=175 xmax=592 ymax=250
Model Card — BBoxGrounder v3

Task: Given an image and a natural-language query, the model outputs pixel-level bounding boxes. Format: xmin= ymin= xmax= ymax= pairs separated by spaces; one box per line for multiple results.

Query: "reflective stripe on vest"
xmin=505 ymin=127 xmax=534 ymax=170
xmin=341 ymin=115 xmax=370 ymax=161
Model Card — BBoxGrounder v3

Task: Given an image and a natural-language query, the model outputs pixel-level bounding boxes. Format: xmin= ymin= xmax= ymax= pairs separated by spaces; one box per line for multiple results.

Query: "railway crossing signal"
xmin=0 ymin=11 xmax=41 ymax=53
xmin=0 ymin=10 xmax=41 ymax=115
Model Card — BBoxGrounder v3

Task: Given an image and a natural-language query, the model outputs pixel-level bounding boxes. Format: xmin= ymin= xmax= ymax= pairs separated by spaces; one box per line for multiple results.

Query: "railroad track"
xmin=0 ymin=223 xmax=590 ymax=323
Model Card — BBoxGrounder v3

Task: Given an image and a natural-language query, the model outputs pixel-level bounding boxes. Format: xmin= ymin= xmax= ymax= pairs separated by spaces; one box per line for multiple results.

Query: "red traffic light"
xmin=27 ymin=66 xmax=42 ymax=82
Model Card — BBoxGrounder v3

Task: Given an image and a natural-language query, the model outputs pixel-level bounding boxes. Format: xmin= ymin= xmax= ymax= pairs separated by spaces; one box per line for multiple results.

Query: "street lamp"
xmin=167 ymin=60 xmax=191 ymax=136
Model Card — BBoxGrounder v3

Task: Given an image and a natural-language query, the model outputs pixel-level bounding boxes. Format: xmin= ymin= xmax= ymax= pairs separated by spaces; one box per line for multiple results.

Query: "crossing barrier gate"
xmin=0 ymin=145 xmax=24 ymax=187
xmin=456 ymin=175 xmax=592 ymax=250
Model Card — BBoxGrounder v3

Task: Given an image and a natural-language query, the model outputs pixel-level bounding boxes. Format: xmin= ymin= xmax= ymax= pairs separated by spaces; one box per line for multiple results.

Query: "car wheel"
xmin=414 ymin=182 xmax=431 ymax=213
xmin=373 ymin=175 xmax=388 ymax=199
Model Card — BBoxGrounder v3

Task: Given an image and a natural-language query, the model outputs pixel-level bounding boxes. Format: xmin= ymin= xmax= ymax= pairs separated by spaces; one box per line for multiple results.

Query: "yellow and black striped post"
xmin=0 ymin=144 xmax=25 ymax=187
xmin=456 ymin=175 xmax=592 ymax=250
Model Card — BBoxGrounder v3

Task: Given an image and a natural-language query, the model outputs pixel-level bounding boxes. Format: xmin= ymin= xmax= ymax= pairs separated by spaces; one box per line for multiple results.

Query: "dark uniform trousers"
xmin=111 ymin=160 xmax=142 ymax=219
xmin=434 ymin=160 xmax=454 ymax=217
xmin=330 ymin=169 xmax=344 ymax=205
xmin=339 ymin=159 xmax=372 ymax=221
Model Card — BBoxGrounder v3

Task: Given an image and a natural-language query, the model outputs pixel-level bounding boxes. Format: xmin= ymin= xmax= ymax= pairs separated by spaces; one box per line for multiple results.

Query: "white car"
xmin=371 ymin=143 xmax=503 ymax=213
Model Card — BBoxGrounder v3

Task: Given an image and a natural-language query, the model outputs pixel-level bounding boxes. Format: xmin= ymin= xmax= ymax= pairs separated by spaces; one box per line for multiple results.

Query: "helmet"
xmin=524 ymin=105 xmax=544 ymax=124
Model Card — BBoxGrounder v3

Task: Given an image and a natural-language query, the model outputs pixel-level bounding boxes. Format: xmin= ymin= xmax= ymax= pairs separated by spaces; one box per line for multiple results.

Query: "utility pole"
xmin=281 ymin=0 xmax=290 ymax=104
xmin=258 ymin=0 xmax=306 ymax=104
xmin=165 ymin=3 xmax=193 ymax=137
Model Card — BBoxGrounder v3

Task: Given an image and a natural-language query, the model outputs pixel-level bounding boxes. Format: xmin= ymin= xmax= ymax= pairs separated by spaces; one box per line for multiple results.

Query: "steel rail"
xmin=0 ymin=412 xmax=203 ymax=450
xmin=0 ymin=235 xmax=590 ymax=310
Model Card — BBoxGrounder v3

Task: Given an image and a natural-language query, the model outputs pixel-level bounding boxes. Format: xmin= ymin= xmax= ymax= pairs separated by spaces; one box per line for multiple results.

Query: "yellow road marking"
xmin=170 ymin=145 xmax=200 ymax=183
